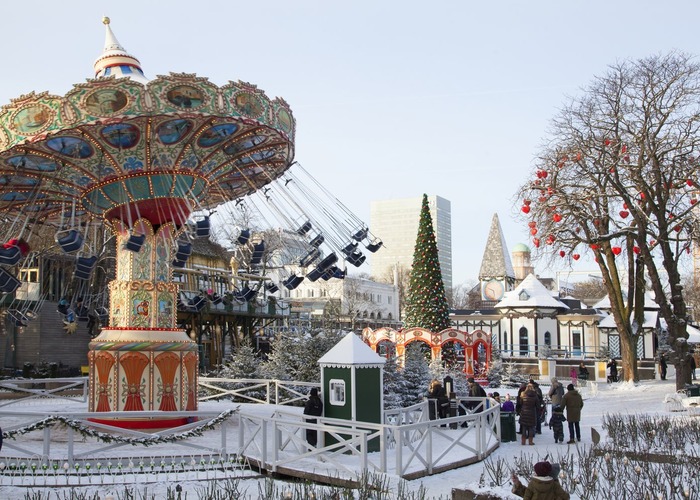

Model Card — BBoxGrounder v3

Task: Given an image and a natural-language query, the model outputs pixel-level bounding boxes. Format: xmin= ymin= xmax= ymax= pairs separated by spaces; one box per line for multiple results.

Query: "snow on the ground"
xmin=0 ymin=378 xmax=683 ymax=499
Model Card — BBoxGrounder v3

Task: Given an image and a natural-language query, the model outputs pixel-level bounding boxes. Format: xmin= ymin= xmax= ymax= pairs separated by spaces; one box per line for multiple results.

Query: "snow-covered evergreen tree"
xmin=382 ymin=355 xmax=405 ymax=409
xmin=485 ymin=346 xmax=505 ymax=388
xmin=259 ymin=329 xmax=345 ymax=382
xmin=401 ymin=342 xmax=432 ymax=406
xmin=216 ymin=339 xmax=261 ymax=379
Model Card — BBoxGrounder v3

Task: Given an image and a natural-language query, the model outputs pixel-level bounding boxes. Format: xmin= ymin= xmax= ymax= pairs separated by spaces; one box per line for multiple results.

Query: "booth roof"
xmin=318 ymin=332 xmax=386 ymax=367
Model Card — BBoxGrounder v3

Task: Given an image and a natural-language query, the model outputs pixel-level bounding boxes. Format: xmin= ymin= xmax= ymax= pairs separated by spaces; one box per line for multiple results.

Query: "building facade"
xmin=370 ymin=195 xmax=452 ymax=291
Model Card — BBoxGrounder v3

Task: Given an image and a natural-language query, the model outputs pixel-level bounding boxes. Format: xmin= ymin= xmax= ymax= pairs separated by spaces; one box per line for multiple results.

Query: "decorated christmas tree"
xmin=403 ymin=194 xmax=451 ymax=332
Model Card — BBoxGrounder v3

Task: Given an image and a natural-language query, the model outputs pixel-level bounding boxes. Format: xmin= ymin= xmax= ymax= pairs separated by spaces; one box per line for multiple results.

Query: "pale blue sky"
xmin=2 ymin=1 xmax=700 ymax=286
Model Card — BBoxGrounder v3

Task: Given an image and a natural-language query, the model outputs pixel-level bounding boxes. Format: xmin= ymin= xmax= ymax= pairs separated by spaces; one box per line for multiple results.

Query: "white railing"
xmin=0 ymin=377 xmax=88 ymax=407
xmin=198 ymin=377 xmax=320 ymax=406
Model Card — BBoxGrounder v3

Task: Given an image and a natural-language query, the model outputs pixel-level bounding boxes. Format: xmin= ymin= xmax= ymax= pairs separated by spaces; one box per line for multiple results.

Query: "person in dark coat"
xmin=561 ymin=383 xmax=584 ymax=443
xmin=515 ymin=383 xmax=527 ymax=434
xmin=303 ymin=388 xmax=323 ymax=446
xmin=427 ymin=379 xmax=448 ymax=419
xmin=529 ymin=379 xmax=544 ymax=434
xmin=549 ymin=405 xmax=566 ymax=443
xmin=467 ymin=377 xmax=487 ymax=413
xmin=577 ymin=363 xmax=589 ymax=386
xmin=518 ymin=384 xmax=539 ymax=445
xmin=659 ymin=354 xmax=668 ymax=380
xmin=606 ymin=359 xmax=618 ymax=383
xmin=691 ymin=354 xmax=697 ymax=381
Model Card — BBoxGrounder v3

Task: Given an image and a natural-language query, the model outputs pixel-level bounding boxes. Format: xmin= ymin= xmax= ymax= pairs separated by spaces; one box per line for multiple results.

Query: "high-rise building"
xmin=370 ymin=195 xmax=452 ymax=291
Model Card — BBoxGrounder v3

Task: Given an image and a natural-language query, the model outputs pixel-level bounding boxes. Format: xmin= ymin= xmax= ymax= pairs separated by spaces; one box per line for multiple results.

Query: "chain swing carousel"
xmin=0 ymin=18 xmax=305 ymax=427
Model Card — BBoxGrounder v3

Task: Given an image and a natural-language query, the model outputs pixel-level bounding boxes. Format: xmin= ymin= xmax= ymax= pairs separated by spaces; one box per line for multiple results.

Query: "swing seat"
xmin=8 ymin=309 xmax=28 ymax=327
xmin=306 ymin=267 xmax=323 ymax=282
xmin=209 ymin=293 xmax=223 ymax=305
xmin=296 ymin=221 xmax=312 ymax=236
xmin=75 ymin=255 xmax=97 ymax=280
xmin=365 ymin=239 xmax=383 ymax=253
xmin=172 ymin=240 xmax=192 ymax=267
xmin=235 ymin=286 xmax=257 ymax=303
xmin=0 ymin=268 xmax=20 ymax=293
xmin=347 ymin=250 xmax=366 ymax=267
xmin=282 ymin=274 xmax=304 ymax=290
xmin=188 ymin=295 xmax=206 ymax=311
xmin=309 ymin=234 xmax=324 ymax=248
xmin=330 ymin=266 xmax=347 ymax=279
xmin=195 ymin=216 xmax=211 ymax=238
xmin=56 ymin=229 xmax=84 ymax=253
xmin=0 ymin=246 xmax=21 ymax=266
xmin=237 ymin=229 xmax=251 ymax=245
xmin=265 ymin=282 xmax=279 ymax=294
xmin=299 ymin=248 xmax=320 ymax=267
xmin=250 ymin=241 xmax=265 ymax=265
xmin=352 ymin=227 xmax=368 ymax=242
xmin=341 ymin=242 xmax=358 ymax=256
xmin=316 ymin=253 xmax=338 ymax=272
xmin=124 ymin=233 xmax=146 ymax=252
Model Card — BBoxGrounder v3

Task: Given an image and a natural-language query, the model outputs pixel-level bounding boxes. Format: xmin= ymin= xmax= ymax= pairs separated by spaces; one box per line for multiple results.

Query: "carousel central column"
xmin=88 ymin=218 xmax=199 ymax=428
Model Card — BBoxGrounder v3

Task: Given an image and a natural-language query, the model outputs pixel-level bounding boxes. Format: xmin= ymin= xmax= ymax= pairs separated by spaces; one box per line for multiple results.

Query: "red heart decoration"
xmin=612 ymin=246 xmax=622 ymax=255
xmin=546 ymin=235 xmax=556 ymax=245
xmin=538 ymin=196 xmax=547 ymax=202
xmin=530 ymin=228 xmax=538 ymax=235
xmin=688 ymin=179 xmax=694 ymax=187
xmin=593 ymin=219 xmax=601 ymax=226
xmin=521 ymin=205 xmax=531 ymax=214
xmin=524 ymin=199 xmax=532 ymax=206
xmin=572 ymin=254 xmax=580 ymax=260
xmin=553 ymin=213 xmax=562 ymax=223
xmin=623 ymin=203 xmax=628 ymax=210
xmin=633 ymin=246 xmax=640 ymax=255
xmin=528 ymin=221 xmax=537 ymax=228
xmin=559 ymin=250 xmax=566 ymax=258
xmin=619 ymin=210 xmax=629 ymax=219
xmin=692 ymin=199 xmax=698 ymax=205
xmin=590 ymin=244 xmax=599 ymax=250
xmin=674 ymin=225 xmax=682 ymax=232
xmin=533 ymin=238 xmax=540 ymax=248
xmin=650 ymin=240 xmax=656 ymax=246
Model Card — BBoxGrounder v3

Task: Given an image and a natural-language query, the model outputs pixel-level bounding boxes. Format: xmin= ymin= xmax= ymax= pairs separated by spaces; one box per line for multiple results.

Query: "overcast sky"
xmin=2 ymin=1 xmax=700 ymax=286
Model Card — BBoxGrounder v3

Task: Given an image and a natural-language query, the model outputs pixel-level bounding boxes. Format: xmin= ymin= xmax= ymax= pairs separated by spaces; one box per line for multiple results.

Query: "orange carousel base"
xmin=88 ymin=416 xmax=195 ymax=430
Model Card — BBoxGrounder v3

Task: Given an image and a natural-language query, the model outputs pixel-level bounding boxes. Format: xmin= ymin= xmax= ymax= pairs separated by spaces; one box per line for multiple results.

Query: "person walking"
xmin=548 ymin=377 xmax=565 ymax=407
xmin=659 ymin=354 xmax=668 ymax=380
xmin=518 ymin=383 xmax=539 ymax=445
xmin=303 ymin=388 xmax=323 ymax=447
xmin=561 ymin=383 xmax=584 ymax=444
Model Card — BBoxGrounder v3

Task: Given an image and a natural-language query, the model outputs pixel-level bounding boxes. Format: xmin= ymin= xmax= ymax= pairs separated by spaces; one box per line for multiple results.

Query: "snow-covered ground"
xmin=0 ymin=378 xmax=682 ymax=499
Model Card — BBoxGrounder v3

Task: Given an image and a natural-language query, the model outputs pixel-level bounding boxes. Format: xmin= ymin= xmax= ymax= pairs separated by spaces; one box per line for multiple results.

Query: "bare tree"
xmin=375 ymin=263 xmax=410 ymax=321
xmin=571 ymin=279 xmax=608 ymax=304
xmin=451 ymin=280 xmax=477 ymax=309
xmin=518 ymin=53 xmax=700 ymax=388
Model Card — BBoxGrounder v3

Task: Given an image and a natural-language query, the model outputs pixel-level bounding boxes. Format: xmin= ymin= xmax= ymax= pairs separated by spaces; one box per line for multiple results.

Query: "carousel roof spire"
xmin=93 ymin=16 xmax=149 ymax=84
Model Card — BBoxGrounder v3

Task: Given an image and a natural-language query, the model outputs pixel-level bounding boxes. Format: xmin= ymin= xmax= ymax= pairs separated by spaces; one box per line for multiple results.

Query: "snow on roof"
xmin=592 ymin=292 xmax=659 ymax=310
xmin=688 ymin=324 xmax=700 ymax=344
xmin=318 ymin=332 xmax=386 ymax=367
xmin=495 ymin=273 xmax=569 ymax=309
xmin=598 ymin=311 xmax=659 ymax=329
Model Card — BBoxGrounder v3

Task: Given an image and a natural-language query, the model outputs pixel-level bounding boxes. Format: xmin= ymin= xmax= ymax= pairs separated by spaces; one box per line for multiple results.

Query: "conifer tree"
xmin=382 ymin=355 xmax=405 ymax=409
xmin=403 ymin=194 xmax=451 ymax=331
xmin=401 ymin=342 xmax=432 ymax=406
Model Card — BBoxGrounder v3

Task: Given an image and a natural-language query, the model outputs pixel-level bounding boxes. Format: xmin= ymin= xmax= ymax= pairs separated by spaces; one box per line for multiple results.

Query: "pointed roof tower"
xmin=93 ymin=17 xmax=149 ymax=84
xmin=479 ymin=214 xmax=515 ymax=280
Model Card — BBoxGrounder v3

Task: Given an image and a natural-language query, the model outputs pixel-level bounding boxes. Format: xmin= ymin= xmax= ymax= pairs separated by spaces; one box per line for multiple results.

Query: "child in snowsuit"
xmin=549 ymin=405 xmax=566 ymax=443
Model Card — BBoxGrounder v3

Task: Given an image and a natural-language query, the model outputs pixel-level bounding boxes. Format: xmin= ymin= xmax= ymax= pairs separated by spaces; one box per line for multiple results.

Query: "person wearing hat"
xmin=511 ymin=460 xmax=569 ymax=499
xmin=561 ymin=383 xmax=584 ymax=444
xmin=303 ymin=387 xmax=323 ymax=446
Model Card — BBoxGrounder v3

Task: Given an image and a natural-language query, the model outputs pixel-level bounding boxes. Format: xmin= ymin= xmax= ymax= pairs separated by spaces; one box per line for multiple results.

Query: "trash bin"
xmin=500 ymin=411 xmax=517 ymax=442
xmin=686 ymin=384 xmax=700 ymax=397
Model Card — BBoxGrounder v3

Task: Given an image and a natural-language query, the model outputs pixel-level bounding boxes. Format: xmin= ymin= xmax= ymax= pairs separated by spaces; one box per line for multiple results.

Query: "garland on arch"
xmin=2 ymin=407 xmax=239 ymax=446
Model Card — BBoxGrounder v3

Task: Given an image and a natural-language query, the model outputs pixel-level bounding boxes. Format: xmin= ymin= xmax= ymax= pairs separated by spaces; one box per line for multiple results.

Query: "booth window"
xmin=329 ymin=379 xmax=346 ymax=406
